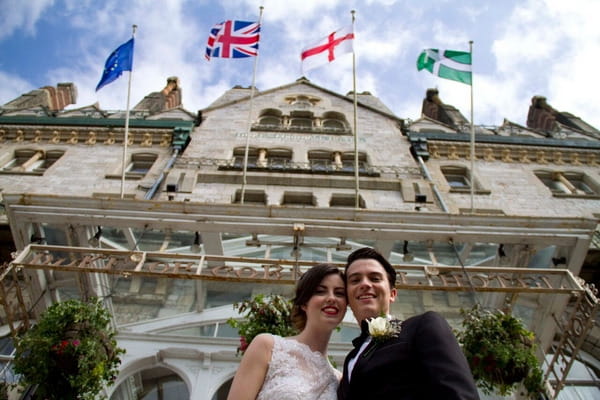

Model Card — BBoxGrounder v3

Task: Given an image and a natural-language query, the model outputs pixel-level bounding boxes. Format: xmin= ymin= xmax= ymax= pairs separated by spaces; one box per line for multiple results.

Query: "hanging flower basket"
xmin=227 ymin=294 xmax=297 ymax=354
xmin=13 ymin=298 xmax=125 ymax=400
xmin=456 ymin=306 xmax=546 ymax=398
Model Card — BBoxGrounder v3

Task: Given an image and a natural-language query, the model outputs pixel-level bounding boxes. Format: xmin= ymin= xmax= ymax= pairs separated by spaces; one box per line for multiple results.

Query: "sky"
xmin=1 ymin=0 xmax=600 ymax=129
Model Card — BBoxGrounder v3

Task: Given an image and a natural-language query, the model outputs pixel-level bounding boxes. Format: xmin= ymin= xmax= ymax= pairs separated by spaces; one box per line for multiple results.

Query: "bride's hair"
xmin=291 ymin=263 xmax=345 ymax=331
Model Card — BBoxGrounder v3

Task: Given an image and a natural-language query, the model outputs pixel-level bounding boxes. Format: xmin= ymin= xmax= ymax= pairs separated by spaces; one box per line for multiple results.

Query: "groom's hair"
xmin=291 ymin=263 xmax=345 ymax=331
xmin=345 ymin=247 xmax=396 ymax=288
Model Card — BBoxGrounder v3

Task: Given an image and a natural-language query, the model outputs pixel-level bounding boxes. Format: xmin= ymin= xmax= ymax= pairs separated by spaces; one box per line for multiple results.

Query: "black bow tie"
xmin=352 ymin=320 xmax=370 ymax=348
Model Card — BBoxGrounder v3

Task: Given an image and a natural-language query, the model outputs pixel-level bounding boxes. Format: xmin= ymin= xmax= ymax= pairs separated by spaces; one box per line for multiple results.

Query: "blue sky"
xmin=1 ymin=0 xmax=599 ymax=129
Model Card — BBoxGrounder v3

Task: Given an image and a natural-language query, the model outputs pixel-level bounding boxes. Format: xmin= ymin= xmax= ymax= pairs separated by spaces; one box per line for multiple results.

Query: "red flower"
xmin=239 ymin=336 xmax=248 ymax=352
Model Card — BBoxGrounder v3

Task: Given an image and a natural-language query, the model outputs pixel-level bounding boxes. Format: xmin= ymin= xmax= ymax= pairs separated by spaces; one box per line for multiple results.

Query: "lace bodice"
xmin=257 ymin=335 xmax=340 ymax=400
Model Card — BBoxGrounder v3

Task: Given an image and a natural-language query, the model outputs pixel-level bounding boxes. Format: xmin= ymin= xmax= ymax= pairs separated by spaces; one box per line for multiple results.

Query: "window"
xmin=330 ymin=193 xmax=366 ymax=208
xmin=233 ymin=147 xmax=258 ymax=169
xmin=441 ymin=165 xmax=490 ymax=195
xmin=125 ymin=153 xmax=158 ymax=179
xmin=257 ymin=108 xmax=282 ymax=128
xmin=234 ymin=189 xmax=266 ymax=204
xmin=441 ymin=165 xmax=471 ymax=191
xmin=266 ymin=148 xmax=292 ymax=170
xmin=0 ymin=148 xmax=64 ymax=174
xmin=535 ymin=170 xmax=599 ymax=197
xmin=321 ymin=111 xmax=349 ymax=133
xmin=289 ymin=95 xmax=313 ymax=107
xmin=282 ymin=191 xmax=315 ymax=206
xmin=289 ymin=117 xmax=312 ymax=129
xmin=284 ymin=95 xmax=320 ymax=107
xmin=323 ymin=119 xmax=345 ymax=130
xmin=289 ymin=111 xmax=314 ymax=131
xmin=341 ymin=152 xmax=368 ymax=173
xmin=259 ymin=116 xmax=280 ymax=126
xmin=308 ymin=150 xmax=334 ymax=172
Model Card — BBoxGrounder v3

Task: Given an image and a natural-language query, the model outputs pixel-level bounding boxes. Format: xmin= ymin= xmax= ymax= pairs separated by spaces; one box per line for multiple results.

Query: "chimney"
xmin=2 ymin=82 xmax=77 ymax=111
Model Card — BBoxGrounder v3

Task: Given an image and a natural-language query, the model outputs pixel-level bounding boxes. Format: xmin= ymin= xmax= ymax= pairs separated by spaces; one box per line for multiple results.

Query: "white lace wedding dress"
xmin=257 ymin=335 xmax=340 ymax=400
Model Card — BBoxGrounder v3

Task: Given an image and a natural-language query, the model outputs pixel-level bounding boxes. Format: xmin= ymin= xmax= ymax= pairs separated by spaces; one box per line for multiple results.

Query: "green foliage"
xmin=457 ymin=306 xmax=546 ymax=399
xmin=227 ymin=294 xmax=297 ymax=354
xmin=13 ymin=298 xmax=125 ymax=400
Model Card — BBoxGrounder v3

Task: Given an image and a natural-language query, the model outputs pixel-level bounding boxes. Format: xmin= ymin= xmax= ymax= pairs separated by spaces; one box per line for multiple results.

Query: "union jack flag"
xmin=205 ymin=20 xmax=260 ymax=60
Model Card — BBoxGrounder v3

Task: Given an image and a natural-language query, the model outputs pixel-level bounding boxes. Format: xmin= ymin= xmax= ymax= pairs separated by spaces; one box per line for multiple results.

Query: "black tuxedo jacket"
xmin=338 ymin=311 xmax=480 ymax=400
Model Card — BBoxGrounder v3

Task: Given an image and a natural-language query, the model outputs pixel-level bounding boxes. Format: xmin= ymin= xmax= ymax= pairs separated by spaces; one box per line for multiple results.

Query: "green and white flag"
xmin=417 ymin=49 xmax=472 ymax=85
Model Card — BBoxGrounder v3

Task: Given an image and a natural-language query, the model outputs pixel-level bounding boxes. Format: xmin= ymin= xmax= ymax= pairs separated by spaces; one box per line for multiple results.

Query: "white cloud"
xmin=0 ymin=0 xmax=54 ymax=40
xmin=0 ymin=71 xmax=32 ymax=105
xmin=491 ymin=0 xmax=600 ymax=127
xmin=3 ymin=0 xmax=600 ymax=132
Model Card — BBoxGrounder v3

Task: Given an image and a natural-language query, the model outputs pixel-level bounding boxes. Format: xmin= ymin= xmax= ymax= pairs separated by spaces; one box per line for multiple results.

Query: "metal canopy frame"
xmin=1 ymin=193 xmax=598 ymax=399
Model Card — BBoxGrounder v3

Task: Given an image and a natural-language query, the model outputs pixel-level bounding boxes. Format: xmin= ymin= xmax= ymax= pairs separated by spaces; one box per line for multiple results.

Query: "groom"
xmin=337 ymin=247 xmax=480 ymax=399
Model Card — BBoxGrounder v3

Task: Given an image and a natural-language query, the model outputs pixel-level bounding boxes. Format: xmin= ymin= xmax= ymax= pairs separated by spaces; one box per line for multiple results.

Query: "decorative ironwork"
xmin=2 ymin=244 xmax=599 ymax=399
xmin=0 ymin=262 xmax=31 ymax=336
xmin=251 ymin=122 xmax=351 ymax=135
xmin=173 ymin=157 xmax=423 ymax=178
xmin=7 ymin=245 xmax=585 ymax=294
xmin=544 ymin=283 xmax=600 ymax=398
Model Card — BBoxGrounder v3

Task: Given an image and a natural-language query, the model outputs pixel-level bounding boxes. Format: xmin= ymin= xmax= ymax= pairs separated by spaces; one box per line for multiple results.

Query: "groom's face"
xmin=346 ymin=258 xmax=397 ymax=323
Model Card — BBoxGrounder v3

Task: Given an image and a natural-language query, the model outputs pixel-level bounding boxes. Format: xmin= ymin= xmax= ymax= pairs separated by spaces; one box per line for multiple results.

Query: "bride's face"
xmin=302 ymin=274 xmax=347 ymax=330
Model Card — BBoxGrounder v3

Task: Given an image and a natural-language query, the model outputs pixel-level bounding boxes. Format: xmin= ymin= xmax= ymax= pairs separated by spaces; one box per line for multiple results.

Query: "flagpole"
xmin=469 ymin=40 xmax=474 ymax=213
xmin=351 ymin=10 xmax=360 ymax=209
xmin=240 ymin=6 xmax=264 ymax=204
xmin=121 ymin=24 xmax=137 ymax=199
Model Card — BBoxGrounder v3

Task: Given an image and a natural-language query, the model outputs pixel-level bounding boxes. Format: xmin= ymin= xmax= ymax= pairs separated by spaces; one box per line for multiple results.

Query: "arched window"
xmin=257 ymin=108 xmax=282 ymax=128
xmin=321 ymin=111 xmax=348 ymax=133
xmin=290 ymin=95 xmax=313 ymax=107
xmin=110 ymin=367 xmax=189 ymax=400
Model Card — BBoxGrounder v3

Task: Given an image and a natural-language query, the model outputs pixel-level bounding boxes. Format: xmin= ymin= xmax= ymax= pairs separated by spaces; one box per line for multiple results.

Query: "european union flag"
xmin=96 ymin=38 xmax=134 ymax=91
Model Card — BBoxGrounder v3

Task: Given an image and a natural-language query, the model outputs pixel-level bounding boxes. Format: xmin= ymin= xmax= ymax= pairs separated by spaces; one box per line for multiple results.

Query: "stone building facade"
xmin=0 ymin=77 xmax=599 ymax=399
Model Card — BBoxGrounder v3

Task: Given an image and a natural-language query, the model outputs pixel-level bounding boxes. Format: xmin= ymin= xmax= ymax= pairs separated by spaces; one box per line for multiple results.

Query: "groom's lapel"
xmin=357 ymin=339 xmax=379 ymax=365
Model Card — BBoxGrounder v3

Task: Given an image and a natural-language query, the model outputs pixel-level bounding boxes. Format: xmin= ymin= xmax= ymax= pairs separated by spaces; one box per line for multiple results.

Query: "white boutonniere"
xmin=366 ymin=315 xmax=401 ymax=342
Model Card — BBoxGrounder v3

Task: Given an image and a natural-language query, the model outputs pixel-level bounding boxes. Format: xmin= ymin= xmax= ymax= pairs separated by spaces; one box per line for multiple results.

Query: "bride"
xmin=227 ymin=264 xmax=347 ymax=400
